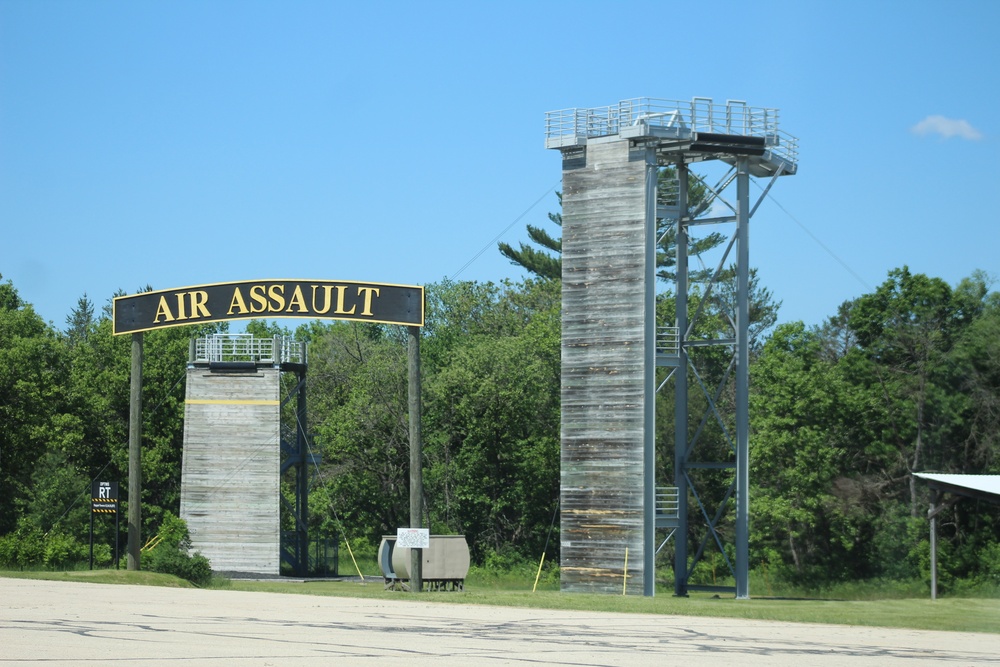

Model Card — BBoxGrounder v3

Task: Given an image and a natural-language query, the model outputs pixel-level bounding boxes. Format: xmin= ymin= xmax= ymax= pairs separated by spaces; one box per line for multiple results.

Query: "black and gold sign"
xmin=113 ymin=279 xmax=424 ymax=335
xmin=91 ymin=481 xmax=119 ymax=514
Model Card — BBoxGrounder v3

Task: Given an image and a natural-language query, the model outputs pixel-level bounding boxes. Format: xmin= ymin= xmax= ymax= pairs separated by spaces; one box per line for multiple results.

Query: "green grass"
xmin=4 ymin=569 xmax=998 ymax=634
xmin=0 ymin=568 xmax=197 ymax=588
xmin=225 ymin=578 xmax=1000 ymax=634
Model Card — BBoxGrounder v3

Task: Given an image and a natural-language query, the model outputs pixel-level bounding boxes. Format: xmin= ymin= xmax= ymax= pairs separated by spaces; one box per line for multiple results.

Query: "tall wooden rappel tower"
xmin=546 ymin=98 xmax=798 ymax=597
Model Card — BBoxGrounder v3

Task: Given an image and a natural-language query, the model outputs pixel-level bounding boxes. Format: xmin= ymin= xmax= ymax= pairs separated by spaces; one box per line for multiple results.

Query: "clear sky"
xmin=2 ymin=1 xmax=997 ymax=330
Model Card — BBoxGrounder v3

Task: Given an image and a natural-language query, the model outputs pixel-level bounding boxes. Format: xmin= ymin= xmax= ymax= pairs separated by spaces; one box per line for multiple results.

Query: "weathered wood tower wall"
xmin=549 ymin=97 xmax=798 ymax=597
xmin=180 ymin=368 xmax=281 ymax=575
xmin=560 ymin=139 xmax=656 ymax=594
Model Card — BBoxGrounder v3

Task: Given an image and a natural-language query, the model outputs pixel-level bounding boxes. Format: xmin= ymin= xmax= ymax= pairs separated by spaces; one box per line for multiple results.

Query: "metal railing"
xmin=656 ymin=486 xmax=680 ymax=520
xmin=657 ymin=326 xmax=680 ymax=357
xmin=545 ymin=97 xmax=798 ymax=166
xmin=657 ymin=171 xmax=682 ymax=214
xmin=192 ymin=334 xmax=306 ymax=365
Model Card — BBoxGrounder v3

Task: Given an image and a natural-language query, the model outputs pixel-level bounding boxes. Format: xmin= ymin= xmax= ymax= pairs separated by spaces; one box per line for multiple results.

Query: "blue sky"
xmin=2 ymin=1 xmax=997 ymax=330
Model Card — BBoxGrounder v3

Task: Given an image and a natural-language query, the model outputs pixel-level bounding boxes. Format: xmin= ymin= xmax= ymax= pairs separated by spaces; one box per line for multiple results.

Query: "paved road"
xmin=1 ymin=578 xmax=997 ymax=666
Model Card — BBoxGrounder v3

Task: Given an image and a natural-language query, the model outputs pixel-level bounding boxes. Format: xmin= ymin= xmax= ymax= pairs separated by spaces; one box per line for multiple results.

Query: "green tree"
xmin=302 ymin=322 xmax=411 ymax=545
xmin=423 ymin=279 xmax=561 ymax=561
xmin=59 ymin=289 xmax=225 ymax=537
xmin=849 ymin=267 xmax=975 ymax=516
xmin=498 ymin=193 xmax=562 ymax=281
xmin=951 ymin=273 xmax=1000 ymax=471
xmin=0 ymin=275 xmax=80 ymax=535
xmin=815 ymin=299 xmax=858 ymax=363
xmin=499 ymin=169 xmax=724 ymax=283
xmin=65 ymin=294 xmax=95 ymax=346
xmin=301 ymin=279 xmax=563 ymax=564
xmin=750 ymin=322 xmax=867 ymax=582
xmin=748 ymin=268 xmax=999 ymax=586
xmin=711 ymin=268 xmax=782 ymax=351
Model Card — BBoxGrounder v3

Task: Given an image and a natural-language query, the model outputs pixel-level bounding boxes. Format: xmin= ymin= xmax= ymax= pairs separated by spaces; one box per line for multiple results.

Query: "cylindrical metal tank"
xmin=379 ymin=535 xmax=470 ymax=581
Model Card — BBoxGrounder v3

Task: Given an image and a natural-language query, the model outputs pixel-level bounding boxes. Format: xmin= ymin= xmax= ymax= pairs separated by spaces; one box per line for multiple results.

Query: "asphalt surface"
xmin=1 ymin=578 xmax=997 ymax=666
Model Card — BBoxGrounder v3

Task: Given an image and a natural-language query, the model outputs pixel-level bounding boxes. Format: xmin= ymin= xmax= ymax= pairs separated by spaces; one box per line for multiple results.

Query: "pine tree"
xmin=499 ymin=168 xmax=726 ymax=282
xmin=65 ymin=293 xmax=95 ymax=344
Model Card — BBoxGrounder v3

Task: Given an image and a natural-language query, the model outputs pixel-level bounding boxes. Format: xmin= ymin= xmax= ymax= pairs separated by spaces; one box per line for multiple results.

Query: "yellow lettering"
xmin=228 ymin=288 xmax=249 ymax=315
xmin=286 ymin=285 xmax=308 ymax=313
xmin=267 ymin=284 xmax=285 ymax=312
xmin=310 ymin=285 xmax=333 ymax=314
xmin=334 ymin=285 xmax=356 ymax=315
xmin=357 ymin=287 xmax=380 ymax=316
xmin=153 ymin=296 xmax=175 ymax=323
xmin=188 ymin=291 xmax=211 ymax=319
xmin=250 ymin=285 xmax=268 ymax=313
xmin=175 ymin=293 xmax=188 ymax=321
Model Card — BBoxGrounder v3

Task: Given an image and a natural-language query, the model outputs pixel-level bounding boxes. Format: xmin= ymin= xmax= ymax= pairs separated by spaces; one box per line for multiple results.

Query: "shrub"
xmin=0 ymin=525 xmax=46 ymax=569
xmin=143 ymin=511 xmax=213 ymax=586
xmin=42 ymin=532 xmax=86 ymax=568
xmin=0 ymin=533 xmax=18 ymax=568
xmin=151 ymin=511 xmax=191 ymax=550
xmin=0 ymin=525 xmax=95 ymax=570
xmin=481 ymin=546 xmax=531 ymax=572
xmin=145 ymin=545 xmax=213 ymax=586
xmin=92 ymin=543 xmax=113 ymax=567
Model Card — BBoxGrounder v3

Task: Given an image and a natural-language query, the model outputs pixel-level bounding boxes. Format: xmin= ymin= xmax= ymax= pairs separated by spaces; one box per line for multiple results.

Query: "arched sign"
xmin=113 ymin=279 xmax=424 ymax=335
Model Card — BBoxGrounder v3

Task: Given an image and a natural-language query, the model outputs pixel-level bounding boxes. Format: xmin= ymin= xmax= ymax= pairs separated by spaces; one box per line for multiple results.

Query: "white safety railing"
xmin=545 ymin=97 xmax=798 ymax=166
xmin=657 ymin=326 xmax=680 ymax=357
xmin=657 ymin=171 xmax=682 ymax=213
xmin=656 ymin=486 xmax=680 ymax=520
xmin=193 ymin=334 xmax=305 ymax=365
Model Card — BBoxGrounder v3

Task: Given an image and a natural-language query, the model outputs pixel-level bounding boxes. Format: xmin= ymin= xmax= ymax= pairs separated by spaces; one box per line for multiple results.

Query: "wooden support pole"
xmin=127 ymin=332 xmax=143 ymax=570
xmin=408 ymin=325 xmax=423 ymax=592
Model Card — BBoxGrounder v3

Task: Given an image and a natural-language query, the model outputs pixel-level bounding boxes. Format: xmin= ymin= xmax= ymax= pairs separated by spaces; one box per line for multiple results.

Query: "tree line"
xmin=1 ymin=256 xmax=998 ymax=589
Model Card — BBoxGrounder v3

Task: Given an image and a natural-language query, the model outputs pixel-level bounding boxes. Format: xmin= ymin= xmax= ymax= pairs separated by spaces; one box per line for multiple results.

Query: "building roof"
xmin=913 ymin=473 xmax=1000 ymax=504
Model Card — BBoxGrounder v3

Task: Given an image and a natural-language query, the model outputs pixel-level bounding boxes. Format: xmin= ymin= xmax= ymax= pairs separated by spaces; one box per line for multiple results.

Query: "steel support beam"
xmin=930 ymin=491 xmax=941 ymax=601
xmin=279 ymin=367 xmax=311 ymax=576
xmin=670 ymin=159 xmax=752 ymax=599
xmin=643 ymin=158 xmax=657 ymax=597
xmin=673 ymin=163 xmax=690 ymax=597
xmin=295 ymin=370 xmax=309 ymax=576
xmin=735 ymin=157 xmax=750 ymax=599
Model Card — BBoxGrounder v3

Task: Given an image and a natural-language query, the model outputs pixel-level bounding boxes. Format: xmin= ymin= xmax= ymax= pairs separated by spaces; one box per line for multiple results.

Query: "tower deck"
xmin=545 ymin=97 xmax=797 ymax=177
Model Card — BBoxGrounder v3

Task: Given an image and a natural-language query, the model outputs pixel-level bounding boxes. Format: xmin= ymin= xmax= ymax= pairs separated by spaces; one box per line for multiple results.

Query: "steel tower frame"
xmin=546 ymin=98 xmax=797 ymax=597
xmin=668 ymin=156 xmax=793 ymax=598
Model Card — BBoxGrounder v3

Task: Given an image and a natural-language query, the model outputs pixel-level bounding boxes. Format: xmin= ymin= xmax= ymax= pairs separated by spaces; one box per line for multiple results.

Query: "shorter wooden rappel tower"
xmin=180 ymin=334 xmax=312 ymax=576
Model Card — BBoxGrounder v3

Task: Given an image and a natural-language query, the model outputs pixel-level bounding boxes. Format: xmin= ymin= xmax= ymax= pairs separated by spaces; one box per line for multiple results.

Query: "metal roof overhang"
xmin=913 ymin=473 xmax=1000 ymax=505
xmin=640 ymin=131 xmax=796 ymax=177
xmin=549 ymin=124 xmax=798 ymax=178
xmin=914 ymin=473 xmax=1000 ymax=600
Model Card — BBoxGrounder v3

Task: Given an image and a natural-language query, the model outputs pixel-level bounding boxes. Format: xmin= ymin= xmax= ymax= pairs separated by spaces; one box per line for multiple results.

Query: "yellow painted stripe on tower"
xmin=185 ymin=399 xmax=280 ymax=405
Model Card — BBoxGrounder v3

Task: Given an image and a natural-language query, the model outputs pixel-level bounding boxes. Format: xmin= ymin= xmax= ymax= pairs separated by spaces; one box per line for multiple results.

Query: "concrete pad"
xmin=1 ymin=578 xmax=997 ymax=666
